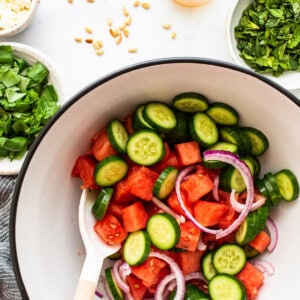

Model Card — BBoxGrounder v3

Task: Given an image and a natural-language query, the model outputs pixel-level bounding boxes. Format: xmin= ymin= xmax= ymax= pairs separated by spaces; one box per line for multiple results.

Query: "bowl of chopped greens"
xmin=226 ymin=0 xmax=300 ymax=90
xmin=0 ymin=42 xmax=64 ymax=175
xmin=10 ymin=58 xmax=299 ymax=300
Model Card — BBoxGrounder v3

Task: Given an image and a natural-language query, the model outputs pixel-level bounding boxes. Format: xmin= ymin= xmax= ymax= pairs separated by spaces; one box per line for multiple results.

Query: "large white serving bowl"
xmin=226 ymin=0 xmax=300 ymax=91
xmin=10 ymin=58 xmax=300 ymax=300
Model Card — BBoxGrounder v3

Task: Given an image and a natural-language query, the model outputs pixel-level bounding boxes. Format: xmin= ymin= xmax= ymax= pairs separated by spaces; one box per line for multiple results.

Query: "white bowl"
xmin=226 ymin=0 xmax=300 ymax=91
xmin=10 ymin=58 xmax=300 ymax=300
xmin=0 ymin=0 xmax=38 ymax=37
xmin=0 ymin=42 xmax=64 ymax=175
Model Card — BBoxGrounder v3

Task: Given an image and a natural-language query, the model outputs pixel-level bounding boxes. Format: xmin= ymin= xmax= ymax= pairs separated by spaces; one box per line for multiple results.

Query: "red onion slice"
xmin=252 ymin=259 xmax=275 ymax=275
xmin=152 ymin=196 xmax=185 ymax=223
xmin=266 ymin=217 xmax=279 ymax=252
xmin=230 ymin=189 xmax=266 ymax=212
xmin=212 ymin=174 xmax=220 ymax=201
xmin=112 ymin=259 xmax=130 ymax=293
xmin=203 ymin=150 xmax=255 ymax=239
xmin=175 ymin=165 xmax=222 ymax=235
xmin=150 ymin=252 xmax=185 ymax=300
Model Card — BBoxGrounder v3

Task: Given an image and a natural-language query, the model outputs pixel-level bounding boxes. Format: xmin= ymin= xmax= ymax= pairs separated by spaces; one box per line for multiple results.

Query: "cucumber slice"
xmin=262 ymin=172 xmax=281 ymax=207
xmin=169 ymin=284 xmax=210 ymax=300
xmin=203 ymin=142 xmax=238 ymax=169
xmin=242 ymin=127 xmax=269 ymax=156
xmin=243 ymin=244 xmax=260 ymax=258
xmin=206 ymin=102 xmax=239 ymax=126
xmin=132 ymin=104 xmax=153 ymax=130
xmin=126 ymin=129 xmax=165 ymax=166
xmin=92 ymin=187 xmax=114 ymax=220
xmin=212 ymin=244 xmax=246 ymax=275
xmin=275 ymin=169 xmax=299 ymax=202
xmin=94 ymin=156 xmax=128 ymax=187
xmin=208 ymin=274 xmax=246 ymax=300
xmin=243 ymin=155 xmax=261 ymax=177
xmin=143 ymin=102 xmax=177 ymax=132
xmin=105 ymin=267 xmax=124 ymax=300
xmin=107 ymin=119 xmax=129 ymax=154
xmin=172 ymin=92 xmax=209 ymax=113
xmin=123 ymin=230 xmax=151 ymax=266
xmin=201 ymin=251 xmax=217 ymax=281
xmin=153 ymin=166 xmax=179 ymax=200
xmin=189 ymin=112 xmax=219 ymax=147
xmin=166 ymin=110 xmax=191 ymax=144
xmin=235 ymin=211 xmax=259 ymax=245
xmin=146 ymin=213 xmax=180 ymax=250
xmin=255 ymin=179 xmax=273 ymax=209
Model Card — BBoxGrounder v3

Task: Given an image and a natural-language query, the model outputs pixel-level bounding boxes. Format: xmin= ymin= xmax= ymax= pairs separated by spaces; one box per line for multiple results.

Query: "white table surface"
xmin=1 ymin=0 xmax=299 ymax=101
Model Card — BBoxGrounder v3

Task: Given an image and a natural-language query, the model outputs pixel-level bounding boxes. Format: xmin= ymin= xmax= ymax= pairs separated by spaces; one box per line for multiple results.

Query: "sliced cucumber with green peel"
xmin=262 ymin=172 xmax=282 ymax=207
xmin=189 ymin=112 xmax=219 ymax=147
xmin=132 ymin=104 xmax=153 ymax=130
xmin=242 ymin=127 xmax=269 ymax=156
xmin=203 ymin=142 xmax=238 ymax=169
xmin=243 ymin=244 xmax=260 ymax=258
xmin=105 ymin=267 xmax=124 ymax=300
xmin=142 ymin=102 xmax=177 ymax=132
xmin=212 ymin=244 xmax=246 ymax=275
xmin=94 ymin=156 xmax=128 ymax=187
xmin=123 ymin=230 xmax=151 ymax=266
xmin=92 ymin=187 xmax=114 ymax=220
xmin=275 ymin=169 xmax=299 ymax=202
xmin=126 ymin=129 xmax=165 ymax=166
xmin=206 ymin=102 xmax=239 ymax=126
xmin=107 ymin=119 xmax=129 ymax=154
xmin=201 ymin=251 xmax=217 ymax=280
xmin=153 ymin=166 xmax=179 ymax=200
xmin=169 ymin=284 xmax=210 ymax=300
xmin=209 ymin=274 xmax=246 ymax=300
xmin=172 ymin=92 xmax=209 ymax=113
xmin=146 ymin=213 xmax=180 ymax=250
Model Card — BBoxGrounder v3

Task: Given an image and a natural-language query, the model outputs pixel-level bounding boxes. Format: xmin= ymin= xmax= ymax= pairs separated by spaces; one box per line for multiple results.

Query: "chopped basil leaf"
xmin=0 ymin=45 xmax=60 ymax=161
xmin=234 ymin=0 xmax=300 ymax=77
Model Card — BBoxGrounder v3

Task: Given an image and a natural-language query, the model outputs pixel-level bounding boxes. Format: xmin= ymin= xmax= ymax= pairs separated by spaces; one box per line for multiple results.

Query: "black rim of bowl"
xmin=9 ymin=57 xmax=299 ymax=299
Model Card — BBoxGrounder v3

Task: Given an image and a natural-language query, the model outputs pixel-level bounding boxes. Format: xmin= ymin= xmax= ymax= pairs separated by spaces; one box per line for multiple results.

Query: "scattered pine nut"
xmin=124 ymin=16 xmax=132 ymax=26
xmin=109 ymin=28 xmax=117 ymax=38
xmin=163 ymin=23 xmax=171 ymax=30
xmin=133 ymin=1 xmax=140 ymax=7
xmin=122 ymin=27 xmax=129 ymax=37
xmin=107 ymin=17 xmax=113 ymax=27
xmin=141 ymin=2 xmax=150 ymax=9
xmin=67 ymin=0 xmax=73 ymax=3
xmin=96 ymin=49 xmax=104 ymax=56
xmin=171 ymin=32 xmax=177 ymax=39
xmin=86 ymin=0 xmax=95 ymax=3
xmin=128 ymin=47 xmax=138 ymax=53
xmin=74 ymin=37 xmax=82 ymax=43
xmin=85 ymin=26 xmax=93 ymax=34
xmin=115 ymin=35 xmax=123 ymax=45
xmin=85 ymin=38 xmax=93 ymax=43
xmin=122 ymin=6 xmax=129 ymax=17
xmin=93 ymin=40 xmax=103 ymax=50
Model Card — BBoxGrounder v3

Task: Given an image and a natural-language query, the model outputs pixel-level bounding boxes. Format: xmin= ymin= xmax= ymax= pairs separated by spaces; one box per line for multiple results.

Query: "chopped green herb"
xmin=0 ymin=45 xmax=60 ymax=161
xmin=234 ymin=0 xmax=300 ymax=77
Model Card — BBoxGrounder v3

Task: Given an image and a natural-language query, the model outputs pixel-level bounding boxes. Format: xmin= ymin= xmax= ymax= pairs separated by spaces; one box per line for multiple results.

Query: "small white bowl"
xmin=226 ymin=0 xmax=300 ymax=91
xmin=0 ymin=0 xmax=38 ymax=37
xmin=0 ymin=42 xmax=64 ymax=175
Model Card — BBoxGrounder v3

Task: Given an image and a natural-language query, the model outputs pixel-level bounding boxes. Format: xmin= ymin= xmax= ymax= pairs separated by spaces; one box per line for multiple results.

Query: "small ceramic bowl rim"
xmin=0 ymin=41 xmax=65 ymax=175
xmin=9 ymin=57 xmax=299 ymax=299
xmin=225 ymin=0 xmax=300 ymax=91
xmin=0 ymin=0 xmax=38 ymax=37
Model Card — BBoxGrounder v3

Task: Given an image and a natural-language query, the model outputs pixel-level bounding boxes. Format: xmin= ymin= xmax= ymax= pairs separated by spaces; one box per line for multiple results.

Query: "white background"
xmin=1 ymin=0 xmax=299 ymax=100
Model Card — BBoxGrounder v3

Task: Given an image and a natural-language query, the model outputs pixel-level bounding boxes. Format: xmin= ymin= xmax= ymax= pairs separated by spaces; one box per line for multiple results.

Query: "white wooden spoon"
xmin=74 ymin=189 xmax=120 ymax=300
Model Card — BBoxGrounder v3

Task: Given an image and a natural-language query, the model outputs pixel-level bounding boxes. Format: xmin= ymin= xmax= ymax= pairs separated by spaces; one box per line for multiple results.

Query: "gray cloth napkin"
xmin=0 ymin=176 xmax=22 ymax=300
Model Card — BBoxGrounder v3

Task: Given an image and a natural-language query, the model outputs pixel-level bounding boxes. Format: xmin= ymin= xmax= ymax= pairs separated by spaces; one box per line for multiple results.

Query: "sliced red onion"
xmin=119 ymin=262 xmax=131 ymax=282
xmin=230 ymin=189 xmax=266 ymax=212
xmin=252 ymin=259 xmax=275 ymax=276
xmin=197 ymin=239 xmax=208 ymax=251
xmin=150 ymin=252 xmax=185 ymax=300
xmin=175 ymin=165 xmax=222 ymax=235
xmin=266 ymin=217 xmax=279 ymax=252
xmin=95 ymin=289 xmax=103 ymax=298
xmin=112 ymin=259 xmax=130 ymax=293
xmin=156 ymin=273 xmax=176 ymax=299
xmin=203 ymin=150 xmax=255 ymax=239
xmin=168 ymin=271 xmax=207 ymax=292
xmin=212 ymin=174 xmax=220 ymax=201
xmin=152 ymin=196 xmax=185 ymax=223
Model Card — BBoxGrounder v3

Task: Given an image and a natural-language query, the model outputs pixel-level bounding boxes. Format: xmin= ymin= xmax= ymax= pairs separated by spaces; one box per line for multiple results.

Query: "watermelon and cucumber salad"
xmin=72 ymin=91 xmax=299 ymax=300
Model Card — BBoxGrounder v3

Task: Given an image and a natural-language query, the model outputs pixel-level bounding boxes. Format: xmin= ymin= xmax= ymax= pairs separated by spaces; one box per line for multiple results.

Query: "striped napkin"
xmin=0 ymin=176 xmax=22 ymax=300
